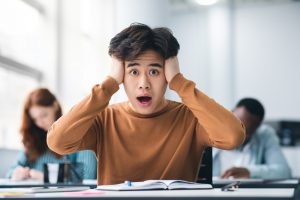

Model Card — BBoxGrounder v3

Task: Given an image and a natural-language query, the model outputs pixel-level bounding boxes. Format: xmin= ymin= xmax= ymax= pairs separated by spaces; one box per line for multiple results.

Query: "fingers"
xmin=221 ymin=167 xmax=235 ymax=179
xmin=221 ymin=167 xmax=250 ymax=179
xmin=11 ymin=166 xmax=44 ymax=181
xmin=164 ymin=56 xmax=180 ymax=83
xmin=29 ymin=169 xmax=44 ymax=180
xmin=11 ymin=166 xmax=30 ymax=181
xmin=109 ymin=56 xmax=124 ymax=84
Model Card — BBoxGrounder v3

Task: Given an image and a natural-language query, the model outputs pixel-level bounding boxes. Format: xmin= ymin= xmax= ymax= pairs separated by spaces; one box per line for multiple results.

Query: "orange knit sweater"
xmin=47 ymin=73 xmax=245 ymax=185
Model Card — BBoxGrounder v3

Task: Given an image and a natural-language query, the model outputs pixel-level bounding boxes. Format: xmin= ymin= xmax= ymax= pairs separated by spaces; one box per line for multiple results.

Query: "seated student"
xmin=47 ymin=23 xmax=245 ymax=185
xmin=7 ymin=88 xmax=97 ymax=181
xmin=213 ymin=98 xmax=291 ymax=179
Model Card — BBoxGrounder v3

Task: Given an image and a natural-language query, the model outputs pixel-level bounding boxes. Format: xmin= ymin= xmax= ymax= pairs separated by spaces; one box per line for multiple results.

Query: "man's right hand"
xmin=109 ymin=56 xmax=124 ymax=85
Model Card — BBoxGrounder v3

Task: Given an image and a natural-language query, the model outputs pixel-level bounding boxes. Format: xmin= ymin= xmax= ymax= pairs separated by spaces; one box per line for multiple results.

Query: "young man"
xmin=213 ymin=98 xmax=291 ymax=179
xmin=47 ymin=23 xmax=245 ymax=185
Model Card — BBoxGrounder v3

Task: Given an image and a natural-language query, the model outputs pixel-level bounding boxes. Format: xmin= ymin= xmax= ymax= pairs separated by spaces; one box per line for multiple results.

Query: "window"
xmin=0 ymin=67 xmax=38 ymax=148
xmin=0 ymin=0 xmax=57 ymax=149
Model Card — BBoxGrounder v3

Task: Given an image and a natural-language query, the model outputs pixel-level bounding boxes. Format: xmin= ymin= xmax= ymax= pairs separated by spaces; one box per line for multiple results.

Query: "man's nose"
xmin=138 ymin=74 xmax=150 ymax=90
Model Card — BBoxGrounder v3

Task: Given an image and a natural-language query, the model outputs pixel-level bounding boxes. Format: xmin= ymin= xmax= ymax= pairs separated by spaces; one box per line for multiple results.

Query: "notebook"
xmin=96 ymin=180 xmax=213 ymax=191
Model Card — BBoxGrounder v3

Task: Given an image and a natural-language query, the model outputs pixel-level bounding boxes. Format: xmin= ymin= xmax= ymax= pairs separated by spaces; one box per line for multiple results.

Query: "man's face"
xmin=233 ymin=106 xmax=261 ymax=144
xmin=124 ymin=50 xmax=168 ymax=115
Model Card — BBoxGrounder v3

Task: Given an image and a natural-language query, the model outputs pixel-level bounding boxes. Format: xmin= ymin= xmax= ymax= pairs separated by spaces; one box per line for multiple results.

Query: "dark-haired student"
xmin=7 ymin=88 xmax=97 ymax=181
xmin=47 ymin=23 xmax=245 ymax=185
xmin=213 ymin=98 xmax=291 ymax=179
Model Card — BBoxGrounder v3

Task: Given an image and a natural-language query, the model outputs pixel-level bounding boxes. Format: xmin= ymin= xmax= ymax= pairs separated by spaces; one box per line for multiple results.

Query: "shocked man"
xmin=47 ymin=23 xmax=245 ymax=185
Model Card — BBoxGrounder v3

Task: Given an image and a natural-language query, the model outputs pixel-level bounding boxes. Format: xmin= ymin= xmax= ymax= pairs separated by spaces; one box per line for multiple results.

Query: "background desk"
xmin=213 ymin=179 xmax=299 ymax=188
xmin=0 ymin=178 xmax=97 ymax=188
xmin=1 ymin=188 xmax=295 ymax=200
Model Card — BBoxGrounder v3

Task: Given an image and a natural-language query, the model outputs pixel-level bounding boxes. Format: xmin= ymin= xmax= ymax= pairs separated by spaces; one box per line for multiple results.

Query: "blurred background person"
xmin=7 ymin=88 xmax=97 ymax=181
xmin=213 ymin=98 xmax=291 ymax=179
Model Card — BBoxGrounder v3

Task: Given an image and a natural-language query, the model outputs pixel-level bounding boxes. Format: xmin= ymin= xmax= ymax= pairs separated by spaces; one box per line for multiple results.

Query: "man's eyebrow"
xmin=127 ymin=63 xmax=163 ymax=68
xmin=148 ymin=63 xmax=162 ymax=68
xmin=127 ymin=63 xmax=139 ymax=67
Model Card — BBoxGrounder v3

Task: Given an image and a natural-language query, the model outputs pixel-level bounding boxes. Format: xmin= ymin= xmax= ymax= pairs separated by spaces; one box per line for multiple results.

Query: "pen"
xmin=124 ymin=180 xmax=132 ymax=187
xmin=221 ymin=181 xmax=240 ymax=191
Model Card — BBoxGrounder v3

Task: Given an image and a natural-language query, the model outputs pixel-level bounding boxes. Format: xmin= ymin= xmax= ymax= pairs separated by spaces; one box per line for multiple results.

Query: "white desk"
xmin=282 ymin=146 xmax=300 ymax=178
xmin=0 ymin=178 xmax=97 ymax=188
xmin=3 ymin=188 xmax=295 ymax=200
xmin=213 ymin=178 xmax=299 ymax=188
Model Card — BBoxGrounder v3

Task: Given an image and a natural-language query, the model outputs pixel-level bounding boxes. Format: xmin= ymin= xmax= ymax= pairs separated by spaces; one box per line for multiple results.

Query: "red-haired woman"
xmin=7 ymin=88 xmax=96 ymax=181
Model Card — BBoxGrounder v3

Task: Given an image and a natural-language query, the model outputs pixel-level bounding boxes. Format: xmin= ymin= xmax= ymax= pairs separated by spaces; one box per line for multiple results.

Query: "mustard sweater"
xmin=47 ymin=73 xmax=245 ymax=185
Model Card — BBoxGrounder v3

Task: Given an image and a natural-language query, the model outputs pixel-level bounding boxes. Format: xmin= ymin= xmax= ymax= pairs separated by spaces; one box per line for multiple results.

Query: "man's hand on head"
xmin=165 ymin=56 xmax=180 ymax=83
xmin=109 ymin=56 xmax=124 ymax=85
xmin=221 ymin=167 xmax=250 ymax=179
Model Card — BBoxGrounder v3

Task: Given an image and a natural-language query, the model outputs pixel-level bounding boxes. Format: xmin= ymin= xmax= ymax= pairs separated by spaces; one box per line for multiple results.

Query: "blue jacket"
xmin=213 ymin=125 xmax=291 ymax=179
xmin=7 ymin=150 xmax=97 ymax=179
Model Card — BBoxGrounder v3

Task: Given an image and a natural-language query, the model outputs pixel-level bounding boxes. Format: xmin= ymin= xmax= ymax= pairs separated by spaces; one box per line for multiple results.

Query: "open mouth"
xmin=137 ymin=96 xmax=152 ymax=104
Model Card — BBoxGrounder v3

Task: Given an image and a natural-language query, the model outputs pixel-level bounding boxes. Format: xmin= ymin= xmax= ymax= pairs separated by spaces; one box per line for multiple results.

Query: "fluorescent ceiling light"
xmin=195 ymin=0 xmax=218 ymax=6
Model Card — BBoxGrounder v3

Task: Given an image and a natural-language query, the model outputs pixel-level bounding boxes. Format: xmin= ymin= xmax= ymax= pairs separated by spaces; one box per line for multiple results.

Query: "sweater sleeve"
xmin=169 ymin=73 xmax=245 ymax=150
xmin=47 ymin=76 xmax=119 ymax=155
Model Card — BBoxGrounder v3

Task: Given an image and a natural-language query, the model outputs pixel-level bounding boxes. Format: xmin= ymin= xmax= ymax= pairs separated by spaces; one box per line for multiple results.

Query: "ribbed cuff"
xmin=99 ymin=76 xmax=119 ymax=97
xmin=169 ymin=73 xmax=184 ymax=91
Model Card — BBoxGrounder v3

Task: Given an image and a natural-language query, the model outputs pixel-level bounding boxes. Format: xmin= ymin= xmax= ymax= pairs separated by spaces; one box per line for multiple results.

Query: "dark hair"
xmin=236 ymin=98 xmax=265 ymax=121
xmin=108 ymin=23 xmax=180 ymax=60
xmin=20 ymin=88 xmax=62 ymax=162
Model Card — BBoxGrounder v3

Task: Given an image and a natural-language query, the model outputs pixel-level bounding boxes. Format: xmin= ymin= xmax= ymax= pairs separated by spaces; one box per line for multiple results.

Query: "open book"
xmin=96 ymin=180 xmax=212 ymax=191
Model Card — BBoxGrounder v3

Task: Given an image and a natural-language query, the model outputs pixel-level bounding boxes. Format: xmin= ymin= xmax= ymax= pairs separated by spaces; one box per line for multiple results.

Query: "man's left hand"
xmin=164 ymin=56 xmax=180 ymax=83
xmin=221 ymin=167 xmax=250 ymax=179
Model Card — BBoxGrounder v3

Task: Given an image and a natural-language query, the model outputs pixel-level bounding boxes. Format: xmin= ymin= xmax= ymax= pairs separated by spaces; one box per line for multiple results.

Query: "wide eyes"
xmin=129 ymin=69 xmax=139 ymax=76
xmin=129 ymin=69 xmax=160 ymax=76
xmin=149 ymin=69 xmax=159 ymax=75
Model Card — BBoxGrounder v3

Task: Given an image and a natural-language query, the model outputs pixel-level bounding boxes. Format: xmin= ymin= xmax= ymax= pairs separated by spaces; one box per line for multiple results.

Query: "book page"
xmin=97 ymin=180 xmax=212 ymax=191
xmin=97 ymin=181 xmax=167 ymax=191
xmin=166 ymin=180 xmax=212 ymax=190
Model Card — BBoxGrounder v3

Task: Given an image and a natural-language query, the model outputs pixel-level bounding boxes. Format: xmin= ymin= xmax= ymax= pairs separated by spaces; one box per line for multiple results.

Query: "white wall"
xmin=234 ymin=1 xmax=300 ymax=120
xmin=168 ymin=2 xmax=236 ymax=109
xmin=168 ymin=9 xmax=211 ymax=102
xmin=58 ymin=0 xmax=114 ymax=110
xmin=115 ymin=0 xmax=170 ymax=31
xmin=168 ymin=1 xmax=300 ymax=120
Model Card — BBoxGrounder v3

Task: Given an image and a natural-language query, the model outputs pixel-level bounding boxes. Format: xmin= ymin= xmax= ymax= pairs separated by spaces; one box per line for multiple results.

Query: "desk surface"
xmin=0 ymin=178 xmax=97 ymax=188
xmin=213 ymin=179 xmax=299 ymax=188
xmin=1 ymin=178 xmax=298 ymax=190
xmin=1 ymin=188 xmax=295 ymax=200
